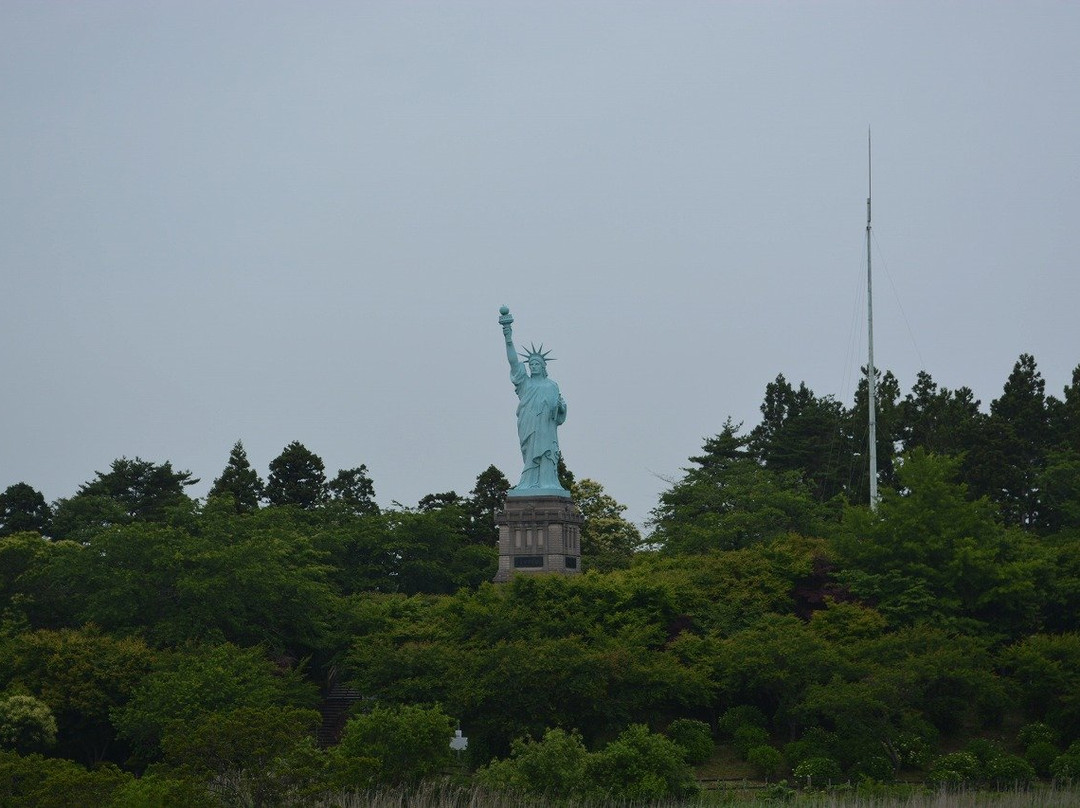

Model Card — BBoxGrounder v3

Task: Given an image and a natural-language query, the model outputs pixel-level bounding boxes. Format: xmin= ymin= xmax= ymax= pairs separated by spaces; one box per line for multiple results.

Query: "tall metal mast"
xmin=866 ymin=130 xmax=879 ymax=510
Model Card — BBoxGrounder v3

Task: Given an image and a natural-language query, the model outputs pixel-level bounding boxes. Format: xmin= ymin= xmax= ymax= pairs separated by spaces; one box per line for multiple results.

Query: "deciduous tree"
xmin=0 ymin=695 xmax=57 ymax=753
xmin=160 ymin=706 xmax=323 ymax=806
xmin=571 ymin=478 xmax=640 ymax=571
xmin=0 ymin=628 xmax=154 ymax=764
xmin=113 ymin=642 xmax=316 ymax=764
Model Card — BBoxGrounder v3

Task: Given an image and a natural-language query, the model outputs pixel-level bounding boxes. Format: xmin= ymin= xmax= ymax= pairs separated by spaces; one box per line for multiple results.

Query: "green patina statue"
xmin=499 ymin=306 xmax=570 ymax=497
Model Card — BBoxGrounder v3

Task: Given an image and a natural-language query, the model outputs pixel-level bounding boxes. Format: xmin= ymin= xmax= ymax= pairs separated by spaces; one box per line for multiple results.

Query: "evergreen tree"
xmin=969 ymin=354 xmax=1051 ymax=528
xmin=465 ymin=465 xmax=510 ymax=545
xmin=650 ymin=419 xmax=826 ymax=553
xmin=0 ymin=483 xmax=52 ymax=537
xmin=80 ymin=457 xmax=197 ymax=520
xmin=749 ymin=375 xmax=853 ymax=502
xmin=265 ymin=442 xmax=328 ymax=509
xmin=557 ymin=453 xmax=575 ymax=491
xmin=329 ymin=466 xmax=378 ymax=516
xmin=897 ymin=370 xmax=984 ymax=458
xmin=51 ymin=458 xmax=197 ymax=538
xmin=208 ymin=441 xmax=264 ymax=513
xmin=993 ymin=354 xmax=1049 ymax=448
xmin=849 ymin=368 xmax=902 ymax=499
xmin=416 ymin=491 xmax=460 ymax=512
xmin=1039 ymin=364 xmax=1080 ymax=535
xmin=1047 ymin=363 xmax=1080 ymax=451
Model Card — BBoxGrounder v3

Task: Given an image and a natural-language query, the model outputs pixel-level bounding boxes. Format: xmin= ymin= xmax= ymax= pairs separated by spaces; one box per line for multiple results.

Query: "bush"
xmin=107 ymin=773 xmax=218 ymax=808
xmin=762 ymin=779 xmax=796 ymax=801
xmin=850 ymin=754 xmax=894 ymax=783
xmin=1026 ymin=740 xmax=1060 ymax=777
xmin=475 ymin=728 xmax=588 ymax=798
xmin=480 ymin=724 xmax=697 ymax=802
xmin=792 ymin=756 xmax=842 ymax=789
xmin=892 ymin=730 xmax=934 ymax=769
xmin=747 ymin=744 xmax=783 ymax=779
xmin=928 ymin=751 xmax=980 ymax=788
xmin=0 ymin=750 xmax=129 ymax=808
xmin=584 ymin=724 xmax=698 ymax=802
xmin=331 ymin=704 xmax=454 ymax=788
xmin=1051 ymin=741 xmax=1080 ymax=782
xmin=1018 ymin=721 xmax=1058 ymax=747
xmin=985 ymin=753 xmax=1036 ymax=789
xmin=892 ymin=715 xmax=939 ymax=769
xmin=666 ymin=718 xmax=714 ymax=765
xmin=965 ymin=738 xmax=1005 ymax=767
xmin=161 ymin=706 xmax=325 ymax=805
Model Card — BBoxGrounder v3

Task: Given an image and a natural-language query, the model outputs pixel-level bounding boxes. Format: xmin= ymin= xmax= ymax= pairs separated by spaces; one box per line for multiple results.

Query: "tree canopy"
xmin=1 ymin=351 xmax=1078 ymax=802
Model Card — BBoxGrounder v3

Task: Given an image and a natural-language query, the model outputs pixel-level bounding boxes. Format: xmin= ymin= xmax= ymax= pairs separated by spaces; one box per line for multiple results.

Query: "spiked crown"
xmin=519 ymin=343 xmax=555 ymax=364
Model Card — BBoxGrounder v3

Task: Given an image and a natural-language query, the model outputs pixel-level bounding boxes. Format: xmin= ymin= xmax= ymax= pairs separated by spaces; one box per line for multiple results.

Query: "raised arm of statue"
xmin=499 ymin=306 xmax=523 ymax=374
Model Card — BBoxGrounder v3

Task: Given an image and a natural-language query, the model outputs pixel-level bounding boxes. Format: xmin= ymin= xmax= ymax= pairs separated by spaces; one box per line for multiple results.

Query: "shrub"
xmin=889 ymin=715 xmax=939 ymax=770
xmin=850 ymin=754 xmax=894 ymax=783
xmin=0 ymin=751 xmax=129 ymax=808
xmin=331 ymin=704 xmax=454 ymax=788
xmin=1018 ymin=721 xmax=1058 ymax=748
xmin=475 ymin=728 xmax=588 ymax=798
xmin=1026 ymin=740 xmax=1060 ymax=777
xmin=481 ymin=724 xmax=697 ymax=802
xmin=985 ymin=753 xmax=1036 ymax=789
xmin=762 ymin=779 xmax=796 ymax=801
xmin=584 ymin=724 xmax=698 ymax=802
xmin=1051 ymin=741 xmax=1080 ymax=782
xmin=928 ymin=751 xmax=980 ymax=788
xmin=965 ymin=738 xmax=1005 ymax=767
xmin=892 ymin=730 xmax=935 ymax=769
xmin=792 ymin=756 xmax=842 ymax=789
xmin=747 ymin=744 xmax=784 ymax=779
xmin=107 ymin=773 xmax=218 ymax=808
xmin=161 ymin=706 xmax=324 ymax=805
xmin=666 ymin=718 xmax=714 ymax=764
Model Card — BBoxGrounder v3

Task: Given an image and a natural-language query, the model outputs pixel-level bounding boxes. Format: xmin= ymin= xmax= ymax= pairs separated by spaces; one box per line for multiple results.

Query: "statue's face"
xmin=528 ymin=355 xmax=546 ymax=376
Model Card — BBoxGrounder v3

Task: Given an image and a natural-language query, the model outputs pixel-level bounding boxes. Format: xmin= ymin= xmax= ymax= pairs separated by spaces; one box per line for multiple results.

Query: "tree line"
xmin=1 ymin=352 xmax=1078 ymax=806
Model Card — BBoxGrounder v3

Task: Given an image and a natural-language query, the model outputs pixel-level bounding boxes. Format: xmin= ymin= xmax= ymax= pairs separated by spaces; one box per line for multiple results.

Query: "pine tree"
xmin=265 ymin=442 xmax=329 ymax=509
xmin=969 ymin=354 xmax=1051 ymax=528
xmin=0 ymin=482 xmax=52 ymax=537
xmin=464 ymin=465 xmax=510 ymax=544
xmin=208 ymin=441 xmax=264 ymax=513
xmin=329 ymin=466 xmax=379 ymax=516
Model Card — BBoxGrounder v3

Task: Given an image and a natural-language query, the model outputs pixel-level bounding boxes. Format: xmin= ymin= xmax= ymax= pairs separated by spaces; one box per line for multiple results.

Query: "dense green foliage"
xmin=0 ymin=354 xmax=1078 ymax=804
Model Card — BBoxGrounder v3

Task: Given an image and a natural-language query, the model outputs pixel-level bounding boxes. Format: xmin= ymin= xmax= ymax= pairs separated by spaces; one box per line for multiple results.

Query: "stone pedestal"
xmin=494 ymin=495 xmax=583 ymax=582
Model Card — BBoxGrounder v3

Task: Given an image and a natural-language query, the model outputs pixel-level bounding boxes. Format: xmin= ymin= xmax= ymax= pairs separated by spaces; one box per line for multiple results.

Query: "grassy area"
xmin=309 ymin=783 xmax=1080 ymax=808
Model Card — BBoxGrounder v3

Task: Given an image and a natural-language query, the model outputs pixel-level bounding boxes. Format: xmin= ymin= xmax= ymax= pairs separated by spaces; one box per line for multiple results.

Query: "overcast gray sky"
xmin=3 ymin=2 xmax=1078 ymax=527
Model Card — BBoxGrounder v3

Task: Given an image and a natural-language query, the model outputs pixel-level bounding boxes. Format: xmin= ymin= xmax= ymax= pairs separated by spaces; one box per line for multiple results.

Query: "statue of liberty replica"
xmin=494 ymin=306 xmax=581 ymax=581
